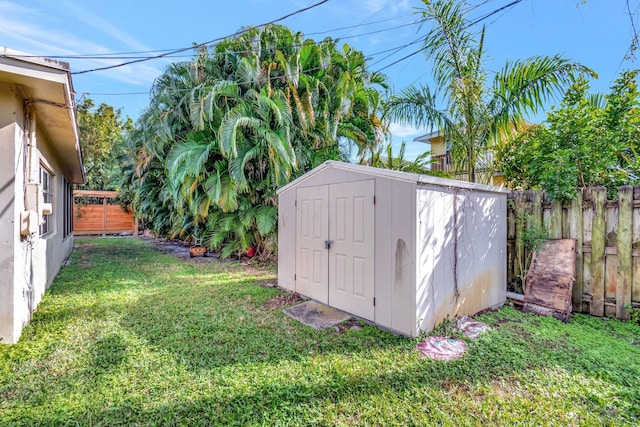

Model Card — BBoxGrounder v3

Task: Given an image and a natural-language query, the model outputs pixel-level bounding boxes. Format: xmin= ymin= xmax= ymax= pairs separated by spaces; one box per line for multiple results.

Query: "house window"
xmin=40 ymin=165 xmax=53 ymax=236
xmin=63 ymin=178 xmax=72 ymax=238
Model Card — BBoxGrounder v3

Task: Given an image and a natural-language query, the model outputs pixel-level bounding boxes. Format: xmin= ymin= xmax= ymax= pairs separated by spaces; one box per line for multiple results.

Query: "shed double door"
xmin=295 ymin=180 xmax=375 ymax=321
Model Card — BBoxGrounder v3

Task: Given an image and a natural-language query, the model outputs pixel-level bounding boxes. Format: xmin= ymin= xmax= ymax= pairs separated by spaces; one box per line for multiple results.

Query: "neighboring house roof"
xmin=413 ymin=130 xmax=444 ymax=144
xmin=0 ymin=47 xmax=85 ymax=184
xmin=277 ymin=161 xmax=510 ymax=195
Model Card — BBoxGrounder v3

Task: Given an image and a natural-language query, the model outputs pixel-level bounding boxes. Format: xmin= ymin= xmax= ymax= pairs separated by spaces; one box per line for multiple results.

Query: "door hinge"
xmin=373 ymin=195 xmax=376 ymax=204
xmin=294 ymin=274 xmax=296 ymax=281
xmin=295 ymin=200 xmax=297 ymax=207
xmin=373 ymin=297 xmax=376 ymax=306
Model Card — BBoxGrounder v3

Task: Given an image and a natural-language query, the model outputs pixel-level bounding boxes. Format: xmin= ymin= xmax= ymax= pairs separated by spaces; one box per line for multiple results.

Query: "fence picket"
xmin=568 ymin=192 xmax=583 ymax=311
xmin=617 ymin=187 xmax=633 ymax=318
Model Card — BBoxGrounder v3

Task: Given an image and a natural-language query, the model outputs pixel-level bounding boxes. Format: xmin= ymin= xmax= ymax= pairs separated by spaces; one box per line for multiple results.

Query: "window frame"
xmin=39 ymin=164 xmax=54 ymax=236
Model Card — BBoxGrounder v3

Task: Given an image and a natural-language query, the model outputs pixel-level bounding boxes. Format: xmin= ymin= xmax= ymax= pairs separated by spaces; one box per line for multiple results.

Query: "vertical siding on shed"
xmin=374 ymin=178 xmax=415 ymax=336
xmin=277 ymin=187 xmax=296 ymax=292
xmin=416 ymin=186 xmax=506 ymax=334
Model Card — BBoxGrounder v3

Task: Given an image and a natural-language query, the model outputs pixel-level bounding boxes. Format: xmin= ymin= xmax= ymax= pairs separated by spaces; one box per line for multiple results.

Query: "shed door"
xmin=296 ymin=185 xmax=329 ymax=304
xmin=328 ymin=180 xmax=375 ymax=320
xmin=295 ymin=180 xmax=375 ymax=321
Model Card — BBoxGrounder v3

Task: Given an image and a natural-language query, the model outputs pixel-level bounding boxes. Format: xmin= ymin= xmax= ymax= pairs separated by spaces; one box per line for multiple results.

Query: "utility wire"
xmin=374 ymin=0 xmax=523 ymax=73
xmin=78 ymin=0 xmax=524 ymax=96
xmin=72 ymin=0 xmax=330 ymax=75
xmin=613 ymin=0 xmax=639 ymax=77
xmin=10 ymin=12 xmax=417 ymax=61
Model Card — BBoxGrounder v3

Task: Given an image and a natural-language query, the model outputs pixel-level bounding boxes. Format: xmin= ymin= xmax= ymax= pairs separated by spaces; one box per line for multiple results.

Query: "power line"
xmin=373 ymin=0 xmax=523 ymax=73
xmin=10 ymin=12 xmax=417 ymax=61
xmin=11 ymin=18 xmax=423 ymax=65
xmin=72 ymin=0 xmax=331 ymax=75
xmin=613 ymin=0 xmax=640 ymax=77
xmin=77 ymin=0 xmax=525 ymax=97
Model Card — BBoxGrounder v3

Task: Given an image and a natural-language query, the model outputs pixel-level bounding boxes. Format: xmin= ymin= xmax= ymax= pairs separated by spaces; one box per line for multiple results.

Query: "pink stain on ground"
xmin=417 ymin=336 xmax=467 ymax=361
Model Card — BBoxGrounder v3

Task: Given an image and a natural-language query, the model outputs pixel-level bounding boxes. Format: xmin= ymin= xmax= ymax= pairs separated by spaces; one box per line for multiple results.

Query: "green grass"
xmin=1 ymin=237 xmax=639 ymax=426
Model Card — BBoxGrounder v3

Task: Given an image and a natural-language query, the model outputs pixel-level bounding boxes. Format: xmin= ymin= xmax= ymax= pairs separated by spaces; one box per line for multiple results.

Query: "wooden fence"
xmin=507 ymin=186 xmax=640 ymax=320
xmin=73 ymin=190 xmax=136 ymax=236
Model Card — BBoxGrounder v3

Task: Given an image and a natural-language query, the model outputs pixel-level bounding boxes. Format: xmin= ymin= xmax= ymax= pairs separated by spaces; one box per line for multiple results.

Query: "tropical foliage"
xmin=370 ymin=141 xmax=434 ymax=174
xmin=386 ymin=0 xmax=593 ymax=183
xmin=120 ymin=24 xmax=387 ymax=257
xmin=77 ymin=99 xmax=133 ymax=190
xmin=497 ymin=70 xmax=640 ymax=201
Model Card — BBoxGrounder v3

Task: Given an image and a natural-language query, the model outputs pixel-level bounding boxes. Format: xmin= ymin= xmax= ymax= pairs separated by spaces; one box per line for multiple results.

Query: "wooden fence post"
xmin=513 ymin=192 xmax=526 ymax=291
xmin=590 ymin=187 xmax=606 ymax=317
xmin=549 ymin=199 xmax=563 ymax=239
xmin=568 ymin=192 xmax=583 ymax=312
xmin=617 ymin=186 xmax=633 ymax=319
xmin=633 ymin=186 xmax=640 ymax=306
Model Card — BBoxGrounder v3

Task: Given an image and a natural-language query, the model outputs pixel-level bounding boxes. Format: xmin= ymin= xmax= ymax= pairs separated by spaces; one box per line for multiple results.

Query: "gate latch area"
xmin=325 ymin=240 xmax=333 ymax=250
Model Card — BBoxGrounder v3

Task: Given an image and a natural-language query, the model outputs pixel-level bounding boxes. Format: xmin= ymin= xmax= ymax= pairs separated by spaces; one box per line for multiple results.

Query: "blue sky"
xmin=1 ymin=0 xmax=636 ymax=159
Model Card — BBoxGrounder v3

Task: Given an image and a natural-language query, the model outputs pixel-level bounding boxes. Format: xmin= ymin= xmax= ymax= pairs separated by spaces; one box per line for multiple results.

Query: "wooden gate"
xmin=73 ymin=190 xmax=136 ymax=235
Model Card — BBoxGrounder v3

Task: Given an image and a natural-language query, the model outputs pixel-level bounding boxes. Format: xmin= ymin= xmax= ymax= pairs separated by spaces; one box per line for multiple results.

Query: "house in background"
xmin=415 ymin=130 xmax=505 ymax=187
xmin=0 ymin=48 xmax=85 ymax=344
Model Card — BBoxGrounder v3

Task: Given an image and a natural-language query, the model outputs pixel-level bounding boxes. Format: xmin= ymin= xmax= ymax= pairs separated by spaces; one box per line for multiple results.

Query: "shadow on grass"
xmin=14 ymin=333 xmax=640 ymax=426
xmin=6 ymin=238 xmax=638 ymax=425
xmin=90 ymin=333 xmax=129 ymax=373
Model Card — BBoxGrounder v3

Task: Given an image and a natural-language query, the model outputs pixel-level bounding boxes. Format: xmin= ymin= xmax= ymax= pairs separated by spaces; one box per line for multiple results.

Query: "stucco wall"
xmin=0 ymin=82 xmax=20 ymax=343
xmin=0 ymin=87 xmax=74 ymax=344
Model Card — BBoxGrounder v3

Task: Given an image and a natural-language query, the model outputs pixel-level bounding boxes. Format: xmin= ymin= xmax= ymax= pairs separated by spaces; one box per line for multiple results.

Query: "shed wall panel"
xmin=277 ymin=187 xmax=296 ymax=292
xmin=388 ymin=180 xmax=415 ymax=335
xmin=416 ymin=186 xmax=506 ymax=333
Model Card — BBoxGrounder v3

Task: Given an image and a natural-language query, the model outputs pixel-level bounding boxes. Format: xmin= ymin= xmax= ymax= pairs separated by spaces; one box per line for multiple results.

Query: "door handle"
xmin=325 ymin=240 xmax=333 ymax=250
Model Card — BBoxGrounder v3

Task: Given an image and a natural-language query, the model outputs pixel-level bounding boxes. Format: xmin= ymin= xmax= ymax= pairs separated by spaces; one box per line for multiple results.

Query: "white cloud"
xmin=0 ymin=2 xmax=164 ymax=86
xmin=388 ymin=122 xmax=424 ymax=139
xmin=58 ymin=0 xmax=152 ymax=52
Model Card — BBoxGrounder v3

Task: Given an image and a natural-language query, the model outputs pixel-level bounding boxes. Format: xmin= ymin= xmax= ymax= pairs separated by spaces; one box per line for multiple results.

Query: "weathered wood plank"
xmin=513 ymin=192 xmax=526 ymax=291
xmin=549 ymin=199 xmax=563 ymax=239
xmin=634 ymin=186 xmax=640 ymax=304
xmin=583 ymin=252 xmax=593 ymax=313
xmin=589 ymin=187 xmax=606 ymax=317
xmin=634 ymin=257 xmax=640 ymax=303
xmin=605 ymin=254 xmax=618 ymax=318
xmin=617 ymin=186 xmax=633 ymax=318
xmin=523 ymin=239 xmax=576 ymax=321
xmin=568 ymin=193 xmax=584 ymax=311
xmin=605 ymin=201 xmax=619 ymax=248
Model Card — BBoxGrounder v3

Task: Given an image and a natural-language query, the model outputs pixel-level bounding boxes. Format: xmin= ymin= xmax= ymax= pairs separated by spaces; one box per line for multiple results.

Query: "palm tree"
xmin=121 ymin=24 xmax=389 ymax=256
xmin=386 ymin=0 xmax=594 ymax=183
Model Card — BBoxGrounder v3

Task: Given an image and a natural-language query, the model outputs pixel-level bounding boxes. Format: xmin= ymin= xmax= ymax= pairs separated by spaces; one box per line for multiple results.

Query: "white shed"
xmin=277 ymin=161 xmax=509 ymax=337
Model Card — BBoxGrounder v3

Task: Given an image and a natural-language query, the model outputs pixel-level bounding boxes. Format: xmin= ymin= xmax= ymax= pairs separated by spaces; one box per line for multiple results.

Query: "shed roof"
xmin=277 ymin=161 xmax=510 ymax=195
xmin=0 ymin=47 xmax=85 ymax=184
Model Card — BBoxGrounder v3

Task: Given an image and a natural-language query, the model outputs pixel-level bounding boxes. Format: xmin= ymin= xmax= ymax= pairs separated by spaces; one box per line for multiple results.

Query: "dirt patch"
xmin=144 ymin=237 xmax=224 ymax=263
xmin=334 ymin=319 xmax=365 ymax=333
xmin=264 ymin=293 xmax=304 ymax=310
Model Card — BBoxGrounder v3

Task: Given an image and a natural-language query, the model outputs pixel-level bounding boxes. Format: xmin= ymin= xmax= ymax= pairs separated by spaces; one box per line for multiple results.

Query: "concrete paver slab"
xmin=283 ymin=300 xmax=352 ymax=330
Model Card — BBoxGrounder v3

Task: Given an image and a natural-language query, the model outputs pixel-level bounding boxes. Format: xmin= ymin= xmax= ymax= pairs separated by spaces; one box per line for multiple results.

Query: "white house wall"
xmin=416 ymin=186 xmax=506 ymax=335
xmin=1 ymin=86 xmax=74 ymax=344
xmin=0 ymin=82 xmax=20 ymax=343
